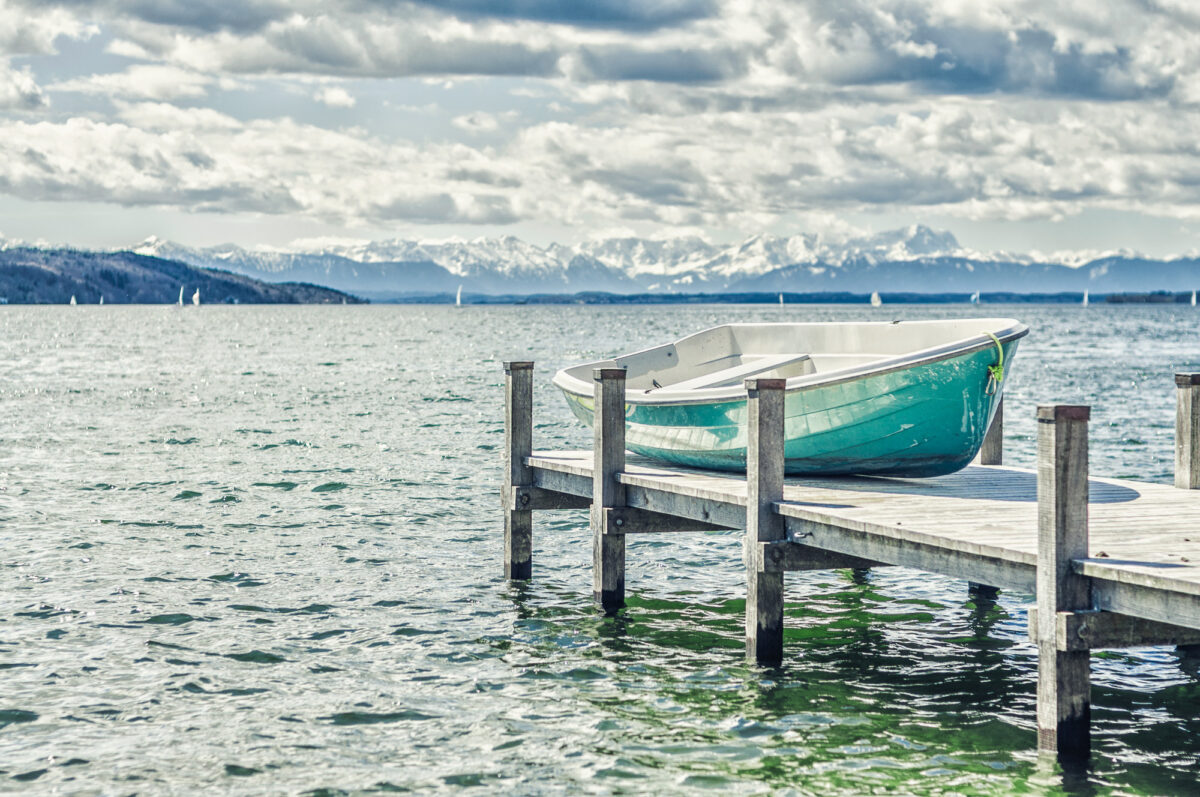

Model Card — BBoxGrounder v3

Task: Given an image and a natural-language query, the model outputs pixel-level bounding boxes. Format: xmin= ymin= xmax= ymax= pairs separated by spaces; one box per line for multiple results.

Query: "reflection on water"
xmin=0 ymin=303 xmax=1198 ymax=793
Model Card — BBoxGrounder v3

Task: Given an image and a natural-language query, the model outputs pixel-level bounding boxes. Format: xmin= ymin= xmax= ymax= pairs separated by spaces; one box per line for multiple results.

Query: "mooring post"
xmin=745 ymin=378 xmax=787 ymax=664
xmin=503 ymin=361 xmax=534 ymax=580
xmin=592 ymin=367 xmax=627 ymax=613
xmin=1176 ymin=373 xmax=1200 ymax=490
xmin=1174 ymin=374 xmax=1200 ymax=660
xmin=968 ymin=399 xmax=1004 ymax=596
xmin=1036 ymin=404 xmax=1092 ymax=761
xmin=980 ymin=396 xmax=1003 ymax=466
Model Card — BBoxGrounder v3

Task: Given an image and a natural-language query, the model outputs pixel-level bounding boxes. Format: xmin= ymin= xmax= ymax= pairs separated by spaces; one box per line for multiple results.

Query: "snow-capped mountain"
xmin=128 ymin=225 xmax=1200 ymax=298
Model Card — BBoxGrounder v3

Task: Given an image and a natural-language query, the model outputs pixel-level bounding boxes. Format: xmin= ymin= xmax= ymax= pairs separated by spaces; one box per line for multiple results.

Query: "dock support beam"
xmin=1036 ymin=404 xmax=1092 ymax=762
xmin=745 ymin=378 xmax=787 ymax=665
xmin=1176 ymin=373 xmax=1200 ymax=490
xmin=503 ymin=362 xmax=535 ymax=580
xmin=980 ymin=396 xmax=1004 ymax=466
xmin=592 ymin=368 xmax=627 ymax=613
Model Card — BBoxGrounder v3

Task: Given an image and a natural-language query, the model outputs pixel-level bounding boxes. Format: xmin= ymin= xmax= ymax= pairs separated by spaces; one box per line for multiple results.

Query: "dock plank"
xmin=526 ymin=450 xmax=1200 ymax=619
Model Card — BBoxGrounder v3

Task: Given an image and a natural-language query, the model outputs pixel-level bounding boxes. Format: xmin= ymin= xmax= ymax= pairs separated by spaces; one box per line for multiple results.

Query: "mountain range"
xmin=120 ymin=226 xmax=1200 ymax=300
xmin=1 ymin=225 xmax=1197 ymax=301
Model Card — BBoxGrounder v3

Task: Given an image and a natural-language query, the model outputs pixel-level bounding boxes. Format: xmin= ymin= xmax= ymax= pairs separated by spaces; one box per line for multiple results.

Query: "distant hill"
xmin=0 ymin=248 xmax=363 ymax=304
xmin=127 ymin=226 xmax=1200 ymax=298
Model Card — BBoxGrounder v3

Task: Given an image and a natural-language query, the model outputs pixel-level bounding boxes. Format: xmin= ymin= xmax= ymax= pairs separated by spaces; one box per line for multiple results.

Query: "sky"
xmin=3 ymin=0 xmax=1200 ymax=256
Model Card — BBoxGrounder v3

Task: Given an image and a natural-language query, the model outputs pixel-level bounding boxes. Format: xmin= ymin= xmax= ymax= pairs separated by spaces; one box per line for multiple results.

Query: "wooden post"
xmin=968 ymin=582 xmax=1000 ymax=603
xmin=745 ymin=378 xmax=787 ymax=664
xmin=980 ymin=396 xmax=1003 ymax=466
xmin=592 ymin=367 xmax=627 ymax=613
xmin=1176 ymin=373 xmax=1200 ymax=658
xmin=1176 ymin=373 xmax=1200 ymax=490
xmin=503 ymin=361 xmax=534 ymax=580
xmin=1036 ymin=404 xmax=1092 ymax=761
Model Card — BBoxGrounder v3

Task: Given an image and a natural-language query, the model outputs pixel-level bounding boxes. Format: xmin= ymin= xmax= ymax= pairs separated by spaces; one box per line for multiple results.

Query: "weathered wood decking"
xmin=526 ymin=449 xmax=1200 ymax=621
xmin=501 ymin=362 xmax=1200 ymax=763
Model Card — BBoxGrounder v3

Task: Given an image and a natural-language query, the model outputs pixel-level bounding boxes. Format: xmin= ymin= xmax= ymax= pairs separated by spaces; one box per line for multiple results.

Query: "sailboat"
xmin=69 ymin=295 xmax=76 ymax=305
xmin=99 ymin=296 xmax=104 ymax=305
xmin=1192 ymin=290 xmax=1197 ymax=307
xmin=1082 ymin=290 xmax=1089 ymax=307
xmin=455 ymin=285 xmax=463 ymax=307
xmin=969 ymin=291 xmax=980 ymax=304
xmin=192 ymin=289 xmax=200 ymax=306
xmin=870 ymin=291 xmax=882 ymax=307
xmin=176 ymin=286 xmax=184 ymax=307
xmin=778 ymin=293 xmax=784 ymax=307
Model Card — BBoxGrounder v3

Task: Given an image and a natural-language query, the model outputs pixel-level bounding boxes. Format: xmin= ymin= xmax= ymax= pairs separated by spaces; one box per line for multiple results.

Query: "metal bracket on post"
xmin=1035 ymin=404 xmax=1092 ymax=762
xmin=1028 ymin=608 xmax=1200 ymax=651
xmin=744 ymin=378 xmax=787 ymax=665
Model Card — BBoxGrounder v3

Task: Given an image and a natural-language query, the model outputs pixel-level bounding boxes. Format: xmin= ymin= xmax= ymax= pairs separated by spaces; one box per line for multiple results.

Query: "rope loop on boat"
xmin=985 ymin=333 xmax=1005 ymax=394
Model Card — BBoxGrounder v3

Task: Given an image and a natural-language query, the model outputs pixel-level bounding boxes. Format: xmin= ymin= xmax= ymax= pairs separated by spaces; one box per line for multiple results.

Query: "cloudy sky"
xmin=2 ymin=0 xmax=1200 ymax=255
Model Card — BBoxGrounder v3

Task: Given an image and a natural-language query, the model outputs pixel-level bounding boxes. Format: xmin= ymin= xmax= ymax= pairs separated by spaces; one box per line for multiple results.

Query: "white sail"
xmin=177 ymin=286 xmax=184 ymax=306
xmin=1193 ymin=290 xmax=1197 ymax=307
xmin=870 ymin=291 xmax=882 ymax=307
xmin=1082 ymin=290 xmax=1089 ymax=307
xmin=969 ymin=291 xmax=980 ymax=304
xmin=99 ymin=296 xmax=104 ymax=305
xmin=455 ymin=284 xmax=463 ymax=307
xmin=192 ymin=289 xmax=200 ymax=306
xmin=778 ymin=293 xmax=784 ymax=306
xmin=69 ymin=295 xmax=76 ymax=305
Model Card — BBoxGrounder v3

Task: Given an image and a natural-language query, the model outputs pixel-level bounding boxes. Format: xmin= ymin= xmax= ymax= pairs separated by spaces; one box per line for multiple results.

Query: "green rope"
xmin=985 ymin=332 xmax=1005 ymax=394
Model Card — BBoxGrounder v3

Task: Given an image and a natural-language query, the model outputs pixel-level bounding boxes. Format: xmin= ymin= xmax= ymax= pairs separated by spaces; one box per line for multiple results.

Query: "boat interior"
xmin=555 ymin=320 xmax=1026 ymax=399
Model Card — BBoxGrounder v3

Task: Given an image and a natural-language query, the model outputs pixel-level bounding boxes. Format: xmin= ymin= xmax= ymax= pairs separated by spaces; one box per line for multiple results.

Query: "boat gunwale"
xmin=553 ymin=321 xmax=1028 ymax=407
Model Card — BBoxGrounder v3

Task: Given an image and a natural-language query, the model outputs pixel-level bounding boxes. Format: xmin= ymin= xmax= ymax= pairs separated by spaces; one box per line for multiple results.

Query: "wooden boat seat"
xmin=661 ymin=353 xmax=813 ymax=391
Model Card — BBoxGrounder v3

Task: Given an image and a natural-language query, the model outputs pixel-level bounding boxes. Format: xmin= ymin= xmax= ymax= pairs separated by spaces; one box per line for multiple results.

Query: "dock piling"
xmin=1036 ymin=404 xmax=1092 ymax=761
xmin=1176 ymin=373 xmax=1200 ymax=490
xmin=745 ymin=378 xmax=787 ymax=664
xmin=592 ymin=368 xmax=628 ymax=612
xmin=503 ymin=361 xmax=534 ymax=580
xmin=502 ymin=365 xmax=1200 ymax=763
xmin=980 ymin=396 xmax=1003 ymax=466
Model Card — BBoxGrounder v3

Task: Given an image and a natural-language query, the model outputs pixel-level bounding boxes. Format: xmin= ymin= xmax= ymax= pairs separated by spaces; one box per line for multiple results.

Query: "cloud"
xmin=0 ymin=111 xmax=530 ymax=226
xmin=314 ymin=85 xmax=354 ymax=107
xmin=573 ymin=45 xmax=746 ymax=83
xmin=451 ymin=112 xmax=500 ymax=132
xmin=8 ymin=0 xmax=1200 ymax=243
xmin=0 ymin=63 xmax=47 ymax=109
xmin=0 ymin=2 xmax=97 ymax=56
xmin=16 ymin=0 xmax=289 ymax=34
xmin=135 ymin=15 xmax=564 ymax=78
xmin=51 ymin=64 xmax=212 ymax=99
xmin=403 ymin=0 xmax=719 ymax=31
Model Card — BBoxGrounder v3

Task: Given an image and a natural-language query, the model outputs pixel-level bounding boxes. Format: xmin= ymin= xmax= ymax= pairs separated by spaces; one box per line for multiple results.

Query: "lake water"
xmin=2 ymin=303 xmax=1199 ymax=794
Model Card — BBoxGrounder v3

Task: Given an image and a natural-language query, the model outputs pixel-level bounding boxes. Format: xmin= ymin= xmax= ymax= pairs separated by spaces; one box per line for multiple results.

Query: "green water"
xmin=1 ymin=303 xmax=1199 ymax=793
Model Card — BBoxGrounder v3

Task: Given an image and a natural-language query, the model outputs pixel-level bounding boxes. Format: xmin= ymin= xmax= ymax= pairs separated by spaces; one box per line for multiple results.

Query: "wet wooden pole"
xmin=592 ymin=367 xmax=627 ymax=613
xmin=745 ymin=378 xmax=787 ymax=664
xmin=1177 ymin=373 xmax=1200 ymax=490
xmin=1036 ymin=404 xmax=1092 ymax=761
xmin=503 ymin=361 xmax=534 ymax=580
xmin=969 ymin=400 xmax=1003 ymax=598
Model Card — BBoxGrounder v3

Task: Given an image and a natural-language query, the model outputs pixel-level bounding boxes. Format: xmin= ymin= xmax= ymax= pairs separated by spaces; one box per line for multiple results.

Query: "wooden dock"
xmin=501 ymin=364 xmax=1200 ymax=762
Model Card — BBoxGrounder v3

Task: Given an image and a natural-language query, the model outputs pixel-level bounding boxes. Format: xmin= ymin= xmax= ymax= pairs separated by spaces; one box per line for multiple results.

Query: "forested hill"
xmin=0 ymin=247 xmax=364 ymax=304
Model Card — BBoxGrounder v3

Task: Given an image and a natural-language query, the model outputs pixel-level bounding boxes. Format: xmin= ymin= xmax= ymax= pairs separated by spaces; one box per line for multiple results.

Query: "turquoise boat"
xmin=552 ymin=319 xmax=1028 ymax=477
